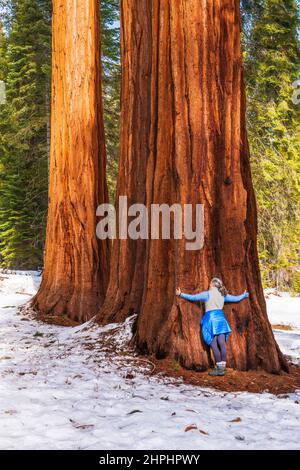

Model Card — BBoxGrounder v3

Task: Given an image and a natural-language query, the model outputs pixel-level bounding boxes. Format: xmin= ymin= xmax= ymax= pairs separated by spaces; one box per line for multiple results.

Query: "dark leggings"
xmin=211 ymin=334 xmax=227 ymax=363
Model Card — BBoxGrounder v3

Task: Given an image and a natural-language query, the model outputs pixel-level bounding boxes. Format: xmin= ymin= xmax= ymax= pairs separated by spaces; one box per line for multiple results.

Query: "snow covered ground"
xmin=267 ymin=293 xmax=300 ymax=364
xmin=0 ymin=272 xmax=299 ymax=450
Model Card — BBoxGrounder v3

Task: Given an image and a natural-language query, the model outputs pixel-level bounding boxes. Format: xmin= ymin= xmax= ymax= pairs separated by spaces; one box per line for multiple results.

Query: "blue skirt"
xmin=201 ymin=309 xmax=232 ymax=346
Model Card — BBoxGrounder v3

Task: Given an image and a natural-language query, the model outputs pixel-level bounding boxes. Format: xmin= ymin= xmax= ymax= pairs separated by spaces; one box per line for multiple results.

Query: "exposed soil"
xmin=149 ymin=356 xmax=300 ymax=396
xmin=19 ymin=304 xmax=80 ymax=328
xmin=272 ymin=324 xmax=294 ymax=331
xmin=34 ymin=315 xmax=80 ymax=328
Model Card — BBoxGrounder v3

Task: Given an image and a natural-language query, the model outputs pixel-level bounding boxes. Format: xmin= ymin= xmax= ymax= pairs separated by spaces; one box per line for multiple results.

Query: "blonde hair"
xmin=211 ymin=277 xmax=228 ymax=297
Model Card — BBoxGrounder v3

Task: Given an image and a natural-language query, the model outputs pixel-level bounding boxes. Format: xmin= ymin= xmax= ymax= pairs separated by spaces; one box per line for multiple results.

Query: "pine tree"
xmin=244 ymin=0 xmax=300 ymax=290
xmin=0 ymin=0 xmax=51 ymax=268
xmin=0 ymin=21 xmax=7 ymax=81
xmin=0 ymin=22 xmax=8 ymax=220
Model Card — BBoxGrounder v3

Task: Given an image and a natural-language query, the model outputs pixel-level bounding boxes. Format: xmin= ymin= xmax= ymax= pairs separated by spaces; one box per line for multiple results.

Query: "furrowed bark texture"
xmin=98 ymin=0 xmax=288 ymax=373
xmin=32 ymin=0 xmax=109 ymax=322
xmin=97 ymin=0 xmax=152 ymax=323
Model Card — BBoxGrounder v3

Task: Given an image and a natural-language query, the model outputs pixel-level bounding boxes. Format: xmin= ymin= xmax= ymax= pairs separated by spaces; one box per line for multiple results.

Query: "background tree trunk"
xmin=32 ymin=0 xmax=109 ymax=323
xmin=97 ymin=0 xmax=152 ymax=324
xmin=99 ymin=0 xmax=288 ymax=373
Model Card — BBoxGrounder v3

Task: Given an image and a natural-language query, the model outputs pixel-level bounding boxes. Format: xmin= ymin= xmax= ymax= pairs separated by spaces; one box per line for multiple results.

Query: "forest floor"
xmin=0 ymin=272 xmax=299 ymax=450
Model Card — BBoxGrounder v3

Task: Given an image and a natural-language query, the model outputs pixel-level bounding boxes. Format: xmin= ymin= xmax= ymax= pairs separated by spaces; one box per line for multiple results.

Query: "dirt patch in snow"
xmin=19 ymin=304 xmax=81 ymax=327
xmin=149 ymin=357 xmax=300 ymax=395
xmin=272 ymin=324 xmax=294 ymax=331
xmin=34 ymin=315 xmax=80 ymax=327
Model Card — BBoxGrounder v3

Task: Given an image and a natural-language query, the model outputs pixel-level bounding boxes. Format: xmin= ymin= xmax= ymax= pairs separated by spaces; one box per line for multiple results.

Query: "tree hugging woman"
xmin=176 ymin=278 xmax=249 ymax=376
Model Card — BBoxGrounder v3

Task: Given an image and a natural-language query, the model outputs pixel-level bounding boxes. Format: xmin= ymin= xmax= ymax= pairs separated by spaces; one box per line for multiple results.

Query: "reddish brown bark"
xmin=97 ymin=0 xmax=152 ymax=324
xmin=32 ymin=0 xmax=109 ymax=323
xmin=98 ymin=0 xmax=288 ymax=373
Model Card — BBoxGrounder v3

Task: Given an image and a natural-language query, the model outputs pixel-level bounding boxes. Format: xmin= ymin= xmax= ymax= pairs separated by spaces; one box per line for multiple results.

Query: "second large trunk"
xmin=32 ymin=0 xmax=109 ymax=323
xmin=98 ymin=0 xmax=288 ymax=373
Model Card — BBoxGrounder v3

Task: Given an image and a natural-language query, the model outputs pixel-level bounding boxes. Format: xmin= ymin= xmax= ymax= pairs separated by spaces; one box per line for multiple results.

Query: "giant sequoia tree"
xmin=32 ymin=0 xmax=109 ymax=322
xmin=98 ymin=0 xmax=288 ymax=373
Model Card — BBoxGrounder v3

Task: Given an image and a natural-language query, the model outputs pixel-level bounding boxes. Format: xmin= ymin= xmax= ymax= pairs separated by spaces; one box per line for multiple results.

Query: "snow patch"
xmin=266 ymin=294 xmax=300 ymax=364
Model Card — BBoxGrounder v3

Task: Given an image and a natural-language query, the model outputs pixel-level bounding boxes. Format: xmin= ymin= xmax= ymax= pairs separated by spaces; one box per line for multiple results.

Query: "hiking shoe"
xmin=209 ymin=366 xmax=225 ymax=377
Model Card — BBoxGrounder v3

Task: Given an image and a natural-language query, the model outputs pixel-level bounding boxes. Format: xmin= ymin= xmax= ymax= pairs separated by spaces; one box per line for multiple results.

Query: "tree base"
xmin=148 ymin=356 xmax=296 ymax=394
xmin=134 ymin=298 xmax=290 ymax=374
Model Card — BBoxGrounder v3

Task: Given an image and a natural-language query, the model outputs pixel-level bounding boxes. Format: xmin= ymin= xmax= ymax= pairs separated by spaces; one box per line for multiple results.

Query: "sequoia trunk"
xmin=97 ymin=0 xmax=152 ymax=323
xmin=98 ymin=0 xmax=288 ymax=373
xmin=32 ymin=0 xmax=109 ymax=322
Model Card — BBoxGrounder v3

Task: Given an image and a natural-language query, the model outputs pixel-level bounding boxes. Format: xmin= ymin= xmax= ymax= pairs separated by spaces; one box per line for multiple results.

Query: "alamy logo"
xmin=292 ymin=74 xmax=300 ymax=105
xmin=96 ymin=196 xmax=205 ymax=251
xmin=0 ymin=81 xmax=6 ymax=105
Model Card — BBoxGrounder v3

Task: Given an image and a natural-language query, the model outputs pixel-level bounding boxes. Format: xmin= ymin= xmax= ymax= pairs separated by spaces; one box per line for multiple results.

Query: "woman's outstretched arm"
xmin=176 ymin=287 xmax=209 ymax=302
xmin=224 ymin=291 xmax=249 ymax=303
